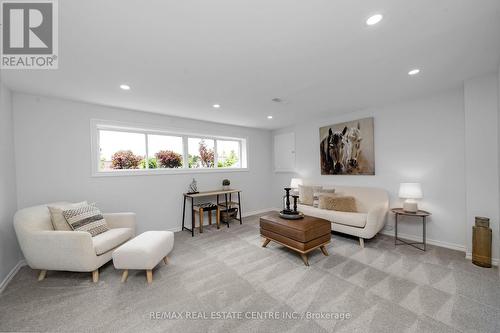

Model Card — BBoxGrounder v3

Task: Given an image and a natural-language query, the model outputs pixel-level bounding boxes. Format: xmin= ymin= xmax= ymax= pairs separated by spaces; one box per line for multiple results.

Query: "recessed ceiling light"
xmin=366 ymin=14 xmax=383 ymax=26
xmin=408 ymin=69 xmax=420 ymax=76
xmin=267 ymin=115 xmax=273 ymax=119
xmin=212 ymin=104 xmax=221 ymax=108
xmin=119 ymin=84 xmax=131 ymax=90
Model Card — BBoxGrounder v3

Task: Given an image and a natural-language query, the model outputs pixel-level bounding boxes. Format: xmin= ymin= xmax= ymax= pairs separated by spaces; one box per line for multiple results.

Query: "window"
xmin=92 ymin=121 xmax=247 ymax=175
xmin=217 ymin=140 xmax=240 ymax=168
xmin=148 ymin=134 xmax=183 ymax=169
xmin=188 ymin=138 xmax=215 ymax=168
xmin=99 ymin=130 xmax=146 ymax=171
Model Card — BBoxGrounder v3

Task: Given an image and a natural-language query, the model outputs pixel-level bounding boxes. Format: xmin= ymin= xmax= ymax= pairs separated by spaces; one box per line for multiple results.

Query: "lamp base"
xmin=403 ymin=201 xmax=418 ymax=213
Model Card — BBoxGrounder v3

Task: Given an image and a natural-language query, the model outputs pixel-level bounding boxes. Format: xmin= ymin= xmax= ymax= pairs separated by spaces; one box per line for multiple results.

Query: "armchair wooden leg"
xmin=163 ymin=256 xmax=168 ymax=265
xmin=146 ymin=269 xmax=153 ymax=284
xmin=38 ymin=270 xmax=47 ymax=281
xmin=92 ymin=269 xmax=99 ymax=283
xmin=121 ymin=270 xmax=128 ymax=283
xmin=359 ymin=237 xmax=365 ymax=248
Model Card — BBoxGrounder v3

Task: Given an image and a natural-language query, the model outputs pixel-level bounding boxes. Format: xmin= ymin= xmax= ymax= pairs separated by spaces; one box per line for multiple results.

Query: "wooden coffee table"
xmin=260 ymin=212 xmax=331 ymax=266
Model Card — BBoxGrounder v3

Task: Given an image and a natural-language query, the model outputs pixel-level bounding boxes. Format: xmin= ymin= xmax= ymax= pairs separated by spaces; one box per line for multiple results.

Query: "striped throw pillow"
xmin=63 ymin=204 xmax=109 ymax=237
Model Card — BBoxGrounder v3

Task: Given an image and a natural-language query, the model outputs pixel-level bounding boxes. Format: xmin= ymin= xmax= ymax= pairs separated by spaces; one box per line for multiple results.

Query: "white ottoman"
xmin=112 ymin=231 xmax=174 ymax=284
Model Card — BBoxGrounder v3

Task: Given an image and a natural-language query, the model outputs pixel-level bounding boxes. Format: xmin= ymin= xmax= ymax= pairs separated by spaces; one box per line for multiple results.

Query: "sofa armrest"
xmin=103 ymin=212 xmax=136 ymax=234
xmin=24 ymin=230 xmax=97 ymax=270
xmin=364 ymin=204 xmax=388 ymax=237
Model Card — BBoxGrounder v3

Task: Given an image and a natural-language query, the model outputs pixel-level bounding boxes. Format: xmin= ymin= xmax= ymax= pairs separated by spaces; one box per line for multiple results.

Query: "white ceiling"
xmin=2 ymin=0 xmax=500 ymax=129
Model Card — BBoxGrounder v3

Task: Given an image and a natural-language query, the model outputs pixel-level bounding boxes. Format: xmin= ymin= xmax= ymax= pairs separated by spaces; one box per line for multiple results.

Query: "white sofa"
xmin=298 ymin=186 xmax=389 ymax=247
xmin=13 ymin=203 xmax=136 ymax=282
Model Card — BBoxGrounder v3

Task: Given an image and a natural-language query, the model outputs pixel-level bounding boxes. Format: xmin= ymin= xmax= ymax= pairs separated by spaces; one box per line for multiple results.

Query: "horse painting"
xmin=319 ymin=117 xmax=375 ymax=175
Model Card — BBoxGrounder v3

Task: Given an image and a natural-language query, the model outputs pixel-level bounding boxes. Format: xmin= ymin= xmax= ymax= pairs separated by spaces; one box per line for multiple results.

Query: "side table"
xmin=391 ymin=208 xmax=431 ymax=251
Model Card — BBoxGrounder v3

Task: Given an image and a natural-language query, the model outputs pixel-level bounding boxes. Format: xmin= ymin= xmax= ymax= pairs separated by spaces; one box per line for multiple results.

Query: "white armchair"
xmin=13 ymin=203 xmax=136 ymax=282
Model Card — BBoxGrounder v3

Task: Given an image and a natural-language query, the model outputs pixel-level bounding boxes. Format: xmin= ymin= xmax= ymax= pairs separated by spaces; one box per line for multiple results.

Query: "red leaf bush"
xmin=111 ymin=150 xmax=143 ymax=169
xmin=155 ymin=150 xmax=183 ymax=168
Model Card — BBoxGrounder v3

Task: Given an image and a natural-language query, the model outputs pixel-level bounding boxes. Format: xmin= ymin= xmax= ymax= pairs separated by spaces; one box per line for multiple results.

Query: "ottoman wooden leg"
xmin=163 ymin=256 xmax=168 ymax=265
xmin=146 ymin=270 xmax=153 ymax=284
xmin=38 ymin=270 xmax=47 ymax=281
xmin=262 ymin=238 xmax=271 ymax=248
xmin=320 ymin=245 xmax=329 ymax=256
xmin=92 ymin=269 xmax=99 ymax=283
xmin=121 ymin=270 xmax=129 ymax=283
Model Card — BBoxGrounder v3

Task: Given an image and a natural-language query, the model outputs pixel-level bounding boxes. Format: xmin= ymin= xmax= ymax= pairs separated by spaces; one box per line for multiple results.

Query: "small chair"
xmin=193 ymin=203 xmax=220 ymax=233
xmin=13 ymin=203 xmax=136 ymax=282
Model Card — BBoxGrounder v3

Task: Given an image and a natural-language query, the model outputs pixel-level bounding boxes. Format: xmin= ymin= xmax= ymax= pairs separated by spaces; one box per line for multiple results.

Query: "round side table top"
xmin=391 ymin=208 xmax=431 ymax=217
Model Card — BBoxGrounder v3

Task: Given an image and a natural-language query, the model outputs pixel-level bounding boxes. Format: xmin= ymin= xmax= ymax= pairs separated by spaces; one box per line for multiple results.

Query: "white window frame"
xmin=90 ymin=119 xmax=249 ymax=177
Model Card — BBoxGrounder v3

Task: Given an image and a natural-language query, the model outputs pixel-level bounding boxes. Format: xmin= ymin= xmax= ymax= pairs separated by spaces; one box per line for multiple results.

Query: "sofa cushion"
xmin=299 ymin=185 xmax=322 ymax=205
xmin=63 ymin=204 xmax=109 ymax=236
xmin=319 ymin=195 xmax=357 ymax=212
xmin=299 ymin=204 xmax=367 ymax=228
xmin=93 ymin=228 xmax=134 ymax=255
xmin=313 ymin=189 xmax=336 ymax=207
xmin=48 ymin=201 xmax=88 ymax=231
xmin=330 ymin=211 xmax=367 ymax=228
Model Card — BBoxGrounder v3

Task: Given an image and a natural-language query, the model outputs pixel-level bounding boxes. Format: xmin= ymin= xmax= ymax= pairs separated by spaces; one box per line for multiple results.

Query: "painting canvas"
xmin=319 ymin=117 xmax=375 ymax=175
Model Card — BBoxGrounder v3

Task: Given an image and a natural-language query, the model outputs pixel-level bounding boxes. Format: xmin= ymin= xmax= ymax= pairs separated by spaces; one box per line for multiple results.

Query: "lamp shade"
xmin=290 ymin=178 xmax=303 ymax=188
xmin=398 ymin=183 xmax=423 ymax=199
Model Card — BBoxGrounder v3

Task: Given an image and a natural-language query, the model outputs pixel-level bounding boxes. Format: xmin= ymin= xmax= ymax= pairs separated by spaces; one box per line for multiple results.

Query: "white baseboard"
xmin=242 ymin=208 xmax=277 ymax=217
xmin=0 ymin=259 xmax=27 ymax=294
xmin=380 ymin=230 xmax=466 ymax=252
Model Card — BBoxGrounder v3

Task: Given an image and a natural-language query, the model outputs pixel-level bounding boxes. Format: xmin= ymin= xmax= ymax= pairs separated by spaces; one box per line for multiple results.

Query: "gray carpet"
xmin=1 ymin=212 xmax=500 ymax=333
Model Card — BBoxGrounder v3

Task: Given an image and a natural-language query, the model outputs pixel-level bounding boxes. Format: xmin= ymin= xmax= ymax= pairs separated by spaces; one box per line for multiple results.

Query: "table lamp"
xmin=399 ymin=183 xmax=422 ymax=213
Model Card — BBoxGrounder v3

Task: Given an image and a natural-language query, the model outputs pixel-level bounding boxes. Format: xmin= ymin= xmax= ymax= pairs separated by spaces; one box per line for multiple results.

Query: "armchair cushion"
xmin=92 ymin=228 xmax=134 ymax=255
xmin=48 ymin=201 xmax=87 ymax=231
xmin=63 ymin=204 xmax=109 ymax=236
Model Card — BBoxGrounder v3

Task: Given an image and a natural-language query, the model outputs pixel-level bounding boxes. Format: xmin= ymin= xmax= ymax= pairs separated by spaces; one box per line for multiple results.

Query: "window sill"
xmin=92 ymin=167 xmax=249 ymax=177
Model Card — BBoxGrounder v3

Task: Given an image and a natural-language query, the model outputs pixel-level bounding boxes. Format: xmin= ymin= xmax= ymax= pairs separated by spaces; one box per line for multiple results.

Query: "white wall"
xmin=272 ymin=88 xmax=468 ymax=250
xmin=13 ymin=93 xmax=273 ymax=233
xmin=464 ymin=73 xmax=499 ymax=261
xmin=0 ymin=80 xmax=22 ymax=287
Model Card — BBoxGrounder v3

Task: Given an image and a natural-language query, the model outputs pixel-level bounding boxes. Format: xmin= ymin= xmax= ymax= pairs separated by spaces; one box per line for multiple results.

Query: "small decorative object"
xmin=398 ymin=183 xmax=422 ymax=213
xmin=187 ymin=178 xmax=199 ymax=194
xmin=221 ymin=207 xmax=238 ymax=223
xmin=472 ymin=216 xmax=492 ymax=268
xmin=319 ymin=117 xmax=375 ymax=175
xmin=290 ymin=178 xmax=303 ymax=195
xmin=222 ymin=179 xmax=230 ymax=191
xmin=280 ymin=187 xmax=303 ymax=220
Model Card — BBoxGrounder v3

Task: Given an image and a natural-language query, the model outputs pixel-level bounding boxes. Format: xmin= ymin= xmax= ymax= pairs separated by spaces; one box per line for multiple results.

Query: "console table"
xmin=182 ymin=189 xmax=242 ymax=237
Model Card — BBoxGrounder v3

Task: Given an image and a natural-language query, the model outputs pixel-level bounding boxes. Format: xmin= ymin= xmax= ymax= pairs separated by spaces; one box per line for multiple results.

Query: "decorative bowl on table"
xmin=279 ymin=211 xmax=304 ymax=220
